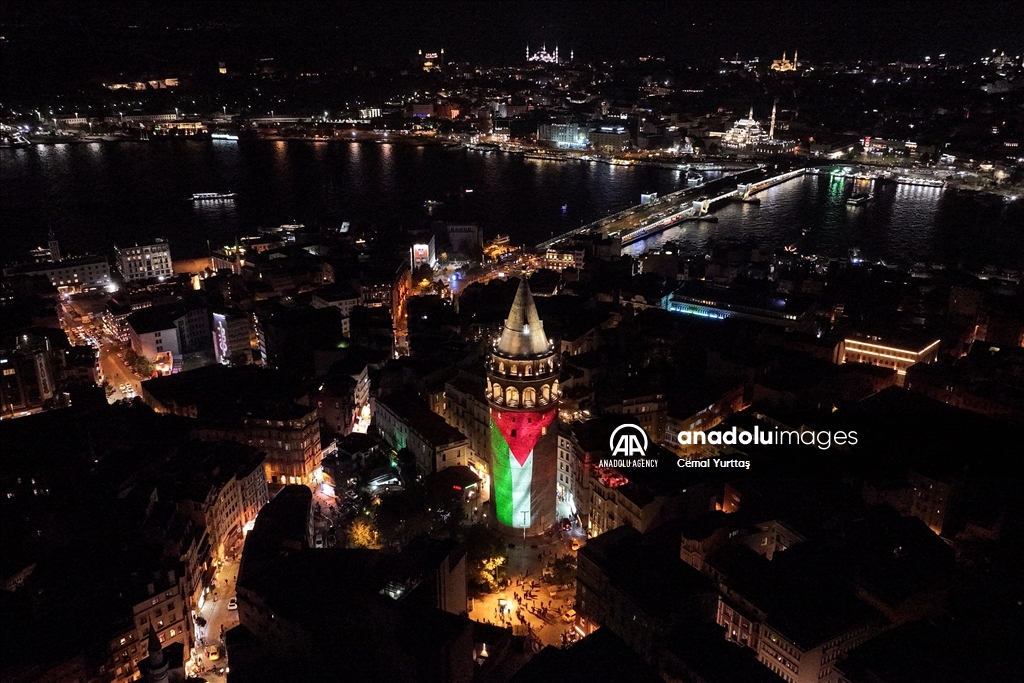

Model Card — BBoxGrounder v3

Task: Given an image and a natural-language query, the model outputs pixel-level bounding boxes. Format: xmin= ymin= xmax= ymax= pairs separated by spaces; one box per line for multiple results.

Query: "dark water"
xmin=2 ymin=140 xmax=1022 ymax=268
xmin=625 ymin=173 xmax=1024 ymax=268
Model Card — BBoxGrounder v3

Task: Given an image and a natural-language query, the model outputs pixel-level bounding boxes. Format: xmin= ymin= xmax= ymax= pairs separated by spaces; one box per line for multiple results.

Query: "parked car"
xmin=314 ymin=533 xmax=324 ymax=548
xmin=228 ymin=597 xmax=237 ymax=611
xmin=208 ymin=646 xmax=221 ymax=661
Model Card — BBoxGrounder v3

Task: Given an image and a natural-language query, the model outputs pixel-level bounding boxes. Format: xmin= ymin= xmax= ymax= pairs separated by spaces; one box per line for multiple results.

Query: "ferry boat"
xmin=211 ymin=132 xmax=239 ymax=141
xmin=686 ymin=170 xmax=703 ymax=184
xmin=847 ymin=192 xmax=873 ymax=205
xmin=896 ymin=176 xmax=944 ymax=188
xmin=192 ymin=192 xmax=236 ymax=201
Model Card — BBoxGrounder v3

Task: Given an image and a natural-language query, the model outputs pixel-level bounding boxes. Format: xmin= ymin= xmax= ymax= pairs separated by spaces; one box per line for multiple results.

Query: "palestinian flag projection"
xmin=491 ymin=409 xmax=556 ymax=527
xmin=486 ymin=280 xmax=561 ymax=534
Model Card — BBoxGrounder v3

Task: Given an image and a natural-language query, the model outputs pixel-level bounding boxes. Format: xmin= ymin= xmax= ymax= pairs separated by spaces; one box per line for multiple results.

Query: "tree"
xmin=132 ymin=356 xmax=154 ymax=377
xmin=347 ymin=517 xmax=382 ymax=549
xmin=548 ymin=555 xmax=577 ymax=588
xmin=464 ymin=525 xmax=507 ymax=592
xmin=412 ymin=264 xmax=433 ymax=283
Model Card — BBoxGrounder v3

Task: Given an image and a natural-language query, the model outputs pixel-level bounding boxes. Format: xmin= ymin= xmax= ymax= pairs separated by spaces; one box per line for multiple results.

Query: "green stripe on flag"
xmin=491 ymin=420 xmax=514 ymax=526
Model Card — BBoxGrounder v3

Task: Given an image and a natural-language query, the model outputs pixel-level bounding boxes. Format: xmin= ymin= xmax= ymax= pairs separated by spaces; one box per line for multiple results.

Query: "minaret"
xmin=769 ymin=98 xmax=778 ymax=140
xmin=145 ymin=621 xmax=170 ymax=683
xmin=526 ymin=44 xmax=530 ymax=60
xmin=486 ymin=280 xmax=560 ymax=536
xmin=555 ymin=46 xmax=559 ymax=63
xmin=47 ymin=230 xmax=61 ymax=262
xmin=793 ymin=50 xmax=798 ymax=69
xmin=747 ymin=106 xmax=754 ymax=121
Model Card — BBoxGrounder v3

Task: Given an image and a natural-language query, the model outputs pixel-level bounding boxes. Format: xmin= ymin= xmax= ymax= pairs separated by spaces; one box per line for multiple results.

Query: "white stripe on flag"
xmin=510 ymin=449 xmax=534 ymax=528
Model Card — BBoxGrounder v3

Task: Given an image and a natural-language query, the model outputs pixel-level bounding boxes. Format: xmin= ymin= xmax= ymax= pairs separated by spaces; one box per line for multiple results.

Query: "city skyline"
xmin=1 ymin=4 xmax=1022 ymax=683
xmin=3 ymin=1 xmax=1024 ymax=100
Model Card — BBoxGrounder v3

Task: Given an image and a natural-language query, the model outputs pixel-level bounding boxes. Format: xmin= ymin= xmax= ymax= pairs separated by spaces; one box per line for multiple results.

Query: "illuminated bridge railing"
xmin=537 ymin=167 xmax=764 ymax=250
xmin=741 ymin=168 xmax=807 ymax=199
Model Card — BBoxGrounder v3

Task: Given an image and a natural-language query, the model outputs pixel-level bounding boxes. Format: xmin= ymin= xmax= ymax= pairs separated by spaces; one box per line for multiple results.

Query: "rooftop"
xmin=375 ymin=393 xmax=469 ymax=447
xmin=142 ymin=364 xmax=313 ymax=423
xmin=496 ymin=279 xmax=551 ymax=357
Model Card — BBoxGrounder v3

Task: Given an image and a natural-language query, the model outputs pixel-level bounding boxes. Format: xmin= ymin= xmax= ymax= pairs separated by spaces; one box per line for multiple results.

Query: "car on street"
xmin=571 ymin=540 xmax=582 ymax=551
xmin=208 ymin=646 xmax=221 ymax=661
xmin=228 ymin=597 xmax=237 ymax=610
xmin=562 ymin=609 xmax=577 ymax=623
xmin=314 ymin=533 xmax=324 ymax=548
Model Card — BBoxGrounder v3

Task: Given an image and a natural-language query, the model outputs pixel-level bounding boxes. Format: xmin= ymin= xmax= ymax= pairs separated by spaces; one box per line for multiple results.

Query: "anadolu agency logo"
xmin=610 ymin=424 xmax=648 ymax=456
xmin=601 ymin=424 xmax=660 ymax=468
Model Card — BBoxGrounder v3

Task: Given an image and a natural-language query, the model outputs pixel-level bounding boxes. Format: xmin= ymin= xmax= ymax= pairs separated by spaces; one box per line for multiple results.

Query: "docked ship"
xmin=896 ymin=176 xmax=944 ymax=188
xmin=847 ymin=192 xmax=873 ymax=205
xmin=686 ymin=170 xmax=703 ymax=184
xmin=192 ymin=192 xmax=236 ymax=201
xmin=0 ymin=131 xmax=31 ymax=148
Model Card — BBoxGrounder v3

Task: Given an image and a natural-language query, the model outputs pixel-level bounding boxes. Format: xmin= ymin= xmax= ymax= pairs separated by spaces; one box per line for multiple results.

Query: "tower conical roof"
xmin=497 ymin=279 xmax=550 ymax=357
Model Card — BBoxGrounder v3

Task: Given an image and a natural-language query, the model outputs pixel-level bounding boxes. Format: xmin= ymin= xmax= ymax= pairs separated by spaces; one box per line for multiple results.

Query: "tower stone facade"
xmin=486 ymin=280 xmax=561 ymax=535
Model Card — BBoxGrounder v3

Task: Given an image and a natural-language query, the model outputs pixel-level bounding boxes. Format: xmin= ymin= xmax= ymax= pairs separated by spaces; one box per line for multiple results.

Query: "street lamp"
xmin=521 ymin=511 xmax=528 ymax=541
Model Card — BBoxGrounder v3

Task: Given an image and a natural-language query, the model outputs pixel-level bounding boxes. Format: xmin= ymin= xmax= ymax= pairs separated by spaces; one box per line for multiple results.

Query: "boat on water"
xmin=896 ymin=176 xmax=944 ymax=188
xmin=847 ymin=192 xmax=873 ymax=205
xmin=686 ymin=170 xmax=703 ymax=184
xmin=192 ymin=192 xmax=236 ymax=201
xmin=0 ymin=131 xmax=31 ymax=148
xmin=211 ymin=132 xmax=239 ymax=141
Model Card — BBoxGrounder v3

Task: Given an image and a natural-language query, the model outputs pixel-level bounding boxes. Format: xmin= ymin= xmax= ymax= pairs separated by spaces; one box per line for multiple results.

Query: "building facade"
xmin=3 ymin=254 xmax=112 ymax=292
xmin=486 ymin=280 xmax=561 ymax=535
xmin=205 ymin=451 xmax=270 ymax=560
xmin=374 ymin=394 xmax=472 ymax=475
xmin=115 ymin=240 xmax=173 ymax=282
xmin=836 ymin=335 xmax=941 ymax=386
xmin=109 ymin=571 xmax=189 ymax=683
xmin=212 ymin=309 xmax=254 ymax=365
xmin=127 ymin=301 xmax=211 ymax=368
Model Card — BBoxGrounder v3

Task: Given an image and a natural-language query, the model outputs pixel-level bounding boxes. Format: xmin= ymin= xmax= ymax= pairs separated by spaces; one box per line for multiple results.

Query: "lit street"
xmin=99 ymin=341 xmax=144 ymax=401
xmin=468 ymin=534 xmax=580 ymax=648
xmin=189 ymin=558 xmax=241 ymax=681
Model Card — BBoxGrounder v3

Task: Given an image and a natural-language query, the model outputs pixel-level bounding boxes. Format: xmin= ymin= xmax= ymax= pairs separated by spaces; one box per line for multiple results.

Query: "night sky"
xmin=2 ymin=1 xmax=1023 ymax=99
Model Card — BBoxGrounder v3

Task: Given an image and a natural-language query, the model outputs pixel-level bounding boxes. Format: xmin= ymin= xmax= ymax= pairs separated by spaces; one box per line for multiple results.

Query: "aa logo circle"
xmin=609 ymin=424 xmax=648 ymax=457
